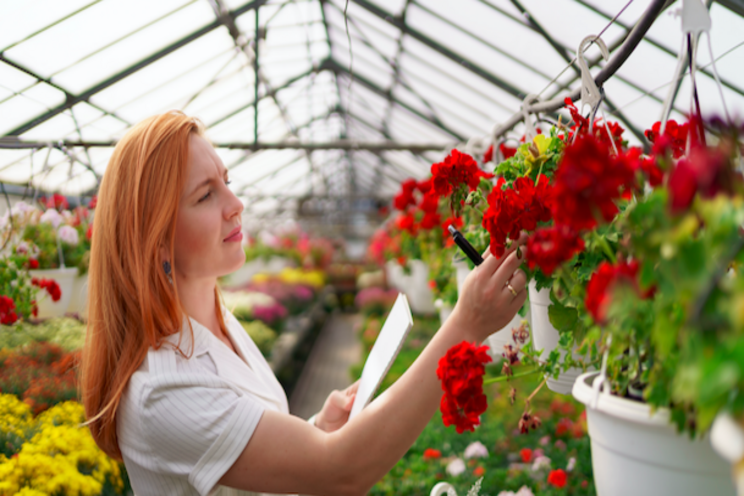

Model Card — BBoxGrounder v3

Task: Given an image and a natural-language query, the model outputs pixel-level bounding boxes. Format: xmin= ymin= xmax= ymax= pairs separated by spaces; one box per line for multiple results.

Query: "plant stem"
xmin=594 ymin=231 xmax=617 ymax=263
xmin=484 ymin=367 xmax=540 ymax=384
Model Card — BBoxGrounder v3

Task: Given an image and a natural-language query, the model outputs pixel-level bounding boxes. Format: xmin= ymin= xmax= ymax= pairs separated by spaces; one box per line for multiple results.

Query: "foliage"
xmin=0 ymin=317 xmax=87 ymax=352
xmin=240 ymin=320 xmax=278 ymax=357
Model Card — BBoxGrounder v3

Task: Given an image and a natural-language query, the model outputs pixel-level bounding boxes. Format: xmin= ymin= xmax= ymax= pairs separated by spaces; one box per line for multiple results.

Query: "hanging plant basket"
xmin=386 ymin=259 xmax=436 ymax=315
xmin=573 ymin=371 xmax=734 ymax=496
xmin=529 ymin=281 xmax=584 ymax=394
xmin=29 ymin=267 xmax=77 ymax=319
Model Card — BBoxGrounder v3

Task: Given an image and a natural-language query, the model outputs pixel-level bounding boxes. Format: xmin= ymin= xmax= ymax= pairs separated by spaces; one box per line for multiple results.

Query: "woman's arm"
xmin=219 ymin=244 xmax=527 ymax=495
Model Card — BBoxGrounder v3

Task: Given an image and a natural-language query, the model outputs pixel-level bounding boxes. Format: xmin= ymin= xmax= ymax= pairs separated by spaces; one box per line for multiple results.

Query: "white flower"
xmin=16 ymin=241 xmax=29 ymax=254
xmin=58 ymin=225 xmax=79 ymax=246
xmin=10 ymin=201 xmax=33 ymax=215
xmin=566 ymin=456 xmax=576 ymax=472
xmin=531 ymin=455 xmax=551 ymax=471
xmin=464 ymin=441 xmax=489 ymax=459
xmin=40 ymin=209 xmax=63 ymax=228
xmin=497 ymin=487 xmax=535 ymax=496
xmin=446 ymin=458 xmax=466 ymax=477
xmin=222 ymin=290 xmax=276 ymax=316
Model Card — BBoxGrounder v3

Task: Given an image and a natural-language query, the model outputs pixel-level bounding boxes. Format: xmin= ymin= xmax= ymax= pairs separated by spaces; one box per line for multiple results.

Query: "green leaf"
xmin=548 ymin=302 xmax=578 ymax=332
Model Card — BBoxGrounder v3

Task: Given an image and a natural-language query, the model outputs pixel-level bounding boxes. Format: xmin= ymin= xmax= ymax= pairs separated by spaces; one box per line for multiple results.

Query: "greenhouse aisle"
xmin=289 ymin=312 xmax=362 ymax=420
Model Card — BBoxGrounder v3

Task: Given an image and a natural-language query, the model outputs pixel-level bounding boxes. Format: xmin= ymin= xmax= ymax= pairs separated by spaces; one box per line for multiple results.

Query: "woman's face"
xmin=172 ymin=134 xmax=245 ymax=281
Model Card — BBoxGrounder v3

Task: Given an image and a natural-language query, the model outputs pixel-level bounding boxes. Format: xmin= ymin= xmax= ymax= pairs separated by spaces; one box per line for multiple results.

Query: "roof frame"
xmin=4 ymin=0 xmax=270 ymax=137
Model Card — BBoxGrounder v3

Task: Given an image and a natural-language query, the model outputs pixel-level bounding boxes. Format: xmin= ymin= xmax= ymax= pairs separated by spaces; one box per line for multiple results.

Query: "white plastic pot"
xmin=438 ymin=304 xmax=453 ymax=325
xmin=711 ymin=412 xmax=744 ymax=495
xmin=67 ymin=273 xmax=88 ymax=317
xmin=455 ymin=260 xmax=526 ymax=362
xmin=529 ymin=280 xmax=583 ymax=394
xmin=573 ymin=371 xmax=735 ymax=496
xmin=29 ymin=267 xmax=77 ymax=319
xmin=385 ymin=260 xmax=436 ymax=315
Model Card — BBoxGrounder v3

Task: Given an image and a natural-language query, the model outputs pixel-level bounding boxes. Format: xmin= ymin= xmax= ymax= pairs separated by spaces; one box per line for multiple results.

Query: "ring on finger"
xmin=506 ymin=281 xmax=518 ymax=297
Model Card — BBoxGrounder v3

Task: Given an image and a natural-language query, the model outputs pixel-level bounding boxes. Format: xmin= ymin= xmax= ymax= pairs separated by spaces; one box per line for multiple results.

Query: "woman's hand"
xmin=315 ymin=380 xmax=360 ymax=433
xmin=452 ymin=233 xmax=529 ymax=343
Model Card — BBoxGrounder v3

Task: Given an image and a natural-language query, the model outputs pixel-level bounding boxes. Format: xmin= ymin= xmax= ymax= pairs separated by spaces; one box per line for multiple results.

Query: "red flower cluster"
xmin=441 ymin=216 xmax=463 ymax=241
xmin=43 ymin=193 xmax=69 ymax=211
xmin=668 ymin=146 xmax=738 ymax=213
xmin=0 ymin=296 xmax=18 ymax=325
xmin=431 ymin=149 xmax=491 ymax=197
xmin=393 ymin=179 xmax=419 ymax=211
xmin=436 ymin=341 xmax=492 ymax=433
xmin=0 ymin=342 xmax=80 ymax=415
xmin=500 ymin=143 xmax=517 ymax=160
xmin=520 ymin=447 xmax=533 ymax=463
xmin=551 ymin=135 xmax=637 ymax=232
xmin=585 ymin=260 xmax=654 ymax=323
xmin=482 ymin=176 xmax=553 ymax=257
xmin=88 ymin=195 xmax=98 ymax=209
xmin=547 ymin=468 xmax=568 ymax=488
xmin=31 ymin=278 xmax=62 ymax=302
xmin=525 ymin=225 xmax=585 ymax=275
xmin=27 ymin=259 xmax=39 ymax=269
xmin=644 ymin=120 xmax=689 ymax=159
xmin=564 ymin=98 xmax=624 ymax=150
xmin=422 ymin=448 xmax=442 ymax=460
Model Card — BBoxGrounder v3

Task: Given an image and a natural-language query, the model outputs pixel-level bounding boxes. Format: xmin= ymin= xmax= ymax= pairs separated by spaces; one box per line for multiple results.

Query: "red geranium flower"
xmin=555 ymin=417 xmax=574 ymax=437
xmin=0 ymin=296 xmax=18 ymax=325
xmin=551 ymin=135 xmax=636 ymax=232
xmin=526 ymin=225 xmax=584 ymax=275
xmin=441 ymin=216 xmax=463 ymax=239
xmin=483 ymin=145 xmax=494 ymax=164
xmin=86 ymin=223 xmax=93 ymax=241
xmin=585 ymin=260 xmax=654 ymax=324
xmin=500 ymin=143 xmax=517 ymax=160
xmin=645 ymin=120 xmax=689 ymax=159
xmin=423 ymin=448 xmax=442 ymax=460
xmin=431 ymin=149 xmax=491 ymax=197
xmin=482 ymin=175 xmax=553 ymax=257
xmin=393 ymin=179 xmax=418 ymax=211
xmin=88 ymin=195 xmax=98 ymax=209
xmin=437 ymin=341 xmax=492 ymax=433
xmin=473 ymin=466 xmax=486 ymax=477
xmin=395 ymin=212 xmax=417 ymax=235
xmin=667 ymin=146 xmax=738 ymax=213
xmin=520 ymin=447 xmax=533 ymax=463
xmin=548 ymin=468 xmax=568 ymax=488
xmin=31 ymin=278 xmax=62 ymax=302
xmin=27 ymin=259 xmax=39 ymax=269
xmin=564 ymin=98 xmax=624 ymax=149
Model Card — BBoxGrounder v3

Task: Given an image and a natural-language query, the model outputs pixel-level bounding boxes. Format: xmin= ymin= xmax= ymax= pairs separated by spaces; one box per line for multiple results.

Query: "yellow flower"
xmin=0 ymin=397 xmax=124 ymax=495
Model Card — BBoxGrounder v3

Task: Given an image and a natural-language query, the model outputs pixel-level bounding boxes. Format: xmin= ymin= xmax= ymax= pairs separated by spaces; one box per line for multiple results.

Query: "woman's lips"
xmin=223 ymin=227 xmax=243 ymax=242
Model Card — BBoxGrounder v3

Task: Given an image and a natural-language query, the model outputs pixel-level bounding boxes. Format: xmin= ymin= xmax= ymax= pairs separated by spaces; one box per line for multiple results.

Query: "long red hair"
xmin=81 ymin=111 xmax=227 ymax=460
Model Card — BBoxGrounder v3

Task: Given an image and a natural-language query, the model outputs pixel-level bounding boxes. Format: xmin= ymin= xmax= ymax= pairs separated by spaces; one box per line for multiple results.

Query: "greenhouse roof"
xmin=1 ymin=0 xmax=743 ymax=236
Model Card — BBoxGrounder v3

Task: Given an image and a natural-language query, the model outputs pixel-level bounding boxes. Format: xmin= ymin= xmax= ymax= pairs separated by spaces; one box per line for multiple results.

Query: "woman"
xmin=81 ymin=111 xmax=528 ymax=496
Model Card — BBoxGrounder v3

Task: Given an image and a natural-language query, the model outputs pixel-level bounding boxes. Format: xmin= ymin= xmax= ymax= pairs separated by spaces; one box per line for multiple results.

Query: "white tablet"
xmin=349 ymin=293 xmax=414 ymax=419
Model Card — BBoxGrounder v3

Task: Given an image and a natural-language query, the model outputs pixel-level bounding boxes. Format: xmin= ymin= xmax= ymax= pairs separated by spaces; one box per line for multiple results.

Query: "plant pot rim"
xmin=29 ymin=267 xmax=79 ymax=276
xmin=572 ymin=371 xmax=671 ymax=426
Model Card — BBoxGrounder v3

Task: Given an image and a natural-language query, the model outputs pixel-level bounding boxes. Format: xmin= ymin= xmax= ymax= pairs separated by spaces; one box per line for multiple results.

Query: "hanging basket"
xmin=573 ymin=371 xmax=734 ymax=496
xmin=528 ymin=280 xmax=584 ymax=394
xmin=29 ymin=267 xmax=77 ymax=319
xmin=67 ymin=272 xmax=88 ymax=318
xmin=385 ymin=259 xmax=436 ymax=315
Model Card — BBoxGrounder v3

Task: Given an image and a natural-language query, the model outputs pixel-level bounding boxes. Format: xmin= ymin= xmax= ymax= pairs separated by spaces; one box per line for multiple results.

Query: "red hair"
xmin=81 ymin=111 xmax=227 ymax=460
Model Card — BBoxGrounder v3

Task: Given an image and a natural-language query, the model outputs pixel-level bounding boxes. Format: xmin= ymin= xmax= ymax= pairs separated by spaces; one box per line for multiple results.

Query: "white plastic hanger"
xmin=521 ymin=93 xmax=541 ymax=143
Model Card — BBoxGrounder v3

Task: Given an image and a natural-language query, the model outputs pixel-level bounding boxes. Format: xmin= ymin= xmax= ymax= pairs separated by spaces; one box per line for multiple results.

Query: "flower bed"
xmin=351 ymin=313 xmax=593 ymax=495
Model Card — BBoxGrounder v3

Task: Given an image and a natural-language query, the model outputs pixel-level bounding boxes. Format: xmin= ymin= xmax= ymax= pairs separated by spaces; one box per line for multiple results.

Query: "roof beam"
xmin=4 ymin=0 xmax=269 ymax=137
xmin=348 ymin=0 xmax=526 ymax=101
xmin=319 ymin=58 xmax=464 ymax=141
xmin=508 ymin=0 xmax=647 ymax=146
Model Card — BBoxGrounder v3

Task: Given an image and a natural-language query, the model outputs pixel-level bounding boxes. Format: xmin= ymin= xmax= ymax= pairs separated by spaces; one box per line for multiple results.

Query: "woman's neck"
xmin=176 ymin=275 xmax=221 ymax=336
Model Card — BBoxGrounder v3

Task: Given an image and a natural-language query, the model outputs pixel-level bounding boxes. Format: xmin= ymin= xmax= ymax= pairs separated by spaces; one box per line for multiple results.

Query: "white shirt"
xmin=117 ymin=308 xmax=289 ymax=496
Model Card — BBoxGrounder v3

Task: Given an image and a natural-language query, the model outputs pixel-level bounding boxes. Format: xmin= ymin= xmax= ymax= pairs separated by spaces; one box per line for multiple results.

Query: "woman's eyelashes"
xmin=198 ymin=178 xmax=231 ymax=203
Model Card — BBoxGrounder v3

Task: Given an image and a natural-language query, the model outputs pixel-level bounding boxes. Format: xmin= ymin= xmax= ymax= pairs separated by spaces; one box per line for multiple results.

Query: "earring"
xmin=163 ymin=261 xmax=173 ymax=285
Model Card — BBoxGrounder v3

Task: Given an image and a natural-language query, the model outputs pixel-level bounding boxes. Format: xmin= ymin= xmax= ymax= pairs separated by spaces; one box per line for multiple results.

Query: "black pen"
xmin=448 ymin=225 xmax=484 ymax=266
